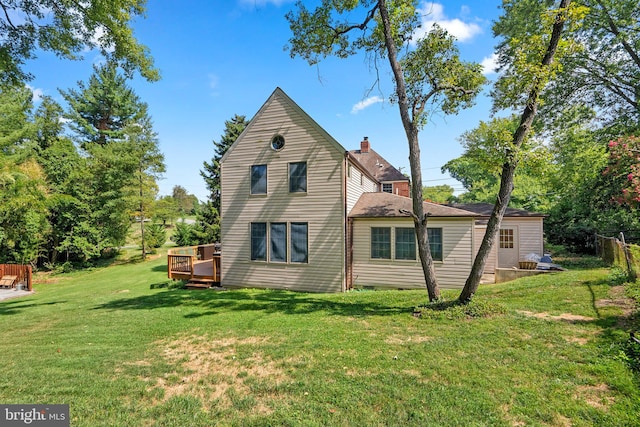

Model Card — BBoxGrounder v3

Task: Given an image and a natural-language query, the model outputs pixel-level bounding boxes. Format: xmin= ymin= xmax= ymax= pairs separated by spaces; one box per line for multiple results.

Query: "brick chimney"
xmin=360 ymin=136 xmax=370 ymax=154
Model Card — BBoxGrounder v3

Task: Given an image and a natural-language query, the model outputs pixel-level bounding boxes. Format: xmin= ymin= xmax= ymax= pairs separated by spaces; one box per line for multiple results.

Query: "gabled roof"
xmin=220 ymin=87 xmax=346 ymax=164
xmin=349 ymin=192 xmax=478 ymax=218
xmin=348 ymin=147 xmax=408 ymax=183
xmin=447 ymin=203 xmax=546 ymax=218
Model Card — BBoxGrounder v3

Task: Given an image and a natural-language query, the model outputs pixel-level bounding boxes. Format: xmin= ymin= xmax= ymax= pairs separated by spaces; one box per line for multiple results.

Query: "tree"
xmin=422 ymin=185 xmax=455 ymax=204
xmin=0 ymin=85 xmax=48 ymax=265
xmin=61 ymin=62 xmax=149 ymax=146
xmin=443 ymin=116 xmax=554 ymax=212
xmin=125 ymin=123 xmax=165 ymax=260
xmin=539 ymin=0 xmax=640 ymax=131
xmin=287 ymin=1 xmax=486 ymax=301
xmin=201 ymin=114 xmax=248 ymax=211
xmin=198 ymin=114 xmax=248 ymax=243
xmin=0 ymin=0 xmax=158 ymax=87
xmin=63 ymin=64 xmax=162 ymax=254
xmin=458 ymin=0 xmax=581 ymax=302
xmin=153 ymin=196 xmax=179 ymax=226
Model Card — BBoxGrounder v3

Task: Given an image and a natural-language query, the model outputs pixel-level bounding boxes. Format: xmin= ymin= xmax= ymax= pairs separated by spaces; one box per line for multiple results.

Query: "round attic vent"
xmin=271 ymin=134 xmax=285 ymax=151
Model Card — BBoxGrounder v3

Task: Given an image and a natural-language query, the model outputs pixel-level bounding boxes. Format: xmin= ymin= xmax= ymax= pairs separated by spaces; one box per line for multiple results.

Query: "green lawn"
xmin=1 ymin=254 xmax=639 ymax=426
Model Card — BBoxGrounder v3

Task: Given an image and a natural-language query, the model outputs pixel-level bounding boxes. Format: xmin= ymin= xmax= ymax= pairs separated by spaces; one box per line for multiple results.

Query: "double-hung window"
xmin=371 ymin=227 xmax=391 ymax=259
xmin=250 ymin=223 xmax=267 ymax=261
xmin=251 ymin=165 xmax=267 ymax=194
xmin=395 ymin=228 xmax=416 ymax=260
xmin=428 ymin=228 xmax=443 ymax=261
xmin=289 ymin=162 xmax=307 ymax=193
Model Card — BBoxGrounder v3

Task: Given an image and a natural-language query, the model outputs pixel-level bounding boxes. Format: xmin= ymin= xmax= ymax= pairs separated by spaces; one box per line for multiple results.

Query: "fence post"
xmin=619 ymin=232 xmax=636 ymax=280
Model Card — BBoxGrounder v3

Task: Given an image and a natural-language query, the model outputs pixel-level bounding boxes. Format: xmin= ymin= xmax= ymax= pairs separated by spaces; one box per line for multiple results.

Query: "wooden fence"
xmin=0 ymin=264 xmax=33 ymax=291
xmin=596 ymin=233 xmax=640 ymax=280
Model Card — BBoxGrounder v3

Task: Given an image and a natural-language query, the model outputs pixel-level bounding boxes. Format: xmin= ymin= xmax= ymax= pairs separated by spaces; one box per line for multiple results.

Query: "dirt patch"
xmin=517 ymin=310 xmax=595 ymax=322
xmin=596 ymin=286 xmax=636 ymax=317
xmin=574 ymin=383 xmax=614 ymax=411
xmin=564 ymin=336 xmax=589 ymax=345
xmin=148 ymin=335 xmax=287 ymax=413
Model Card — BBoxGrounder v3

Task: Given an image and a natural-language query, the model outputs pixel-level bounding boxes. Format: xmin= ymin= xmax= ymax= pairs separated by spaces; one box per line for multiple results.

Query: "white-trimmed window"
xmin=382 ymin=183 xmax=393 ymax=193
xmin=499 ymin=229 xmax=514 ymax=249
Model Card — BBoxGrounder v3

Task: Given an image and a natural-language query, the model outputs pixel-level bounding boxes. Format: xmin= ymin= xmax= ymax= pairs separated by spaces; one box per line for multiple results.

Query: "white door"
xmin=498 ymin=227 xmax=519 ymax=268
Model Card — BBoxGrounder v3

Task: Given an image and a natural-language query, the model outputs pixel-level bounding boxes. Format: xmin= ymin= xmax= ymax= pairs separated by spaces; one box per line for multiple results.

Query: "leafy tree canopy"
xmin=0 ymin=0 xmax=158 ymax=86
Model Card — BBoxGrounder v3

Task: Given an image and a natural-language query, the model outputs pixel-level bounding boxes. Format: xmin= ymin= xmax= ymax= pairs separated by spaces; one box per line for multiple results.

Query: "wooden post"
xmin=620 ymin=232 xmax=636 ymax=280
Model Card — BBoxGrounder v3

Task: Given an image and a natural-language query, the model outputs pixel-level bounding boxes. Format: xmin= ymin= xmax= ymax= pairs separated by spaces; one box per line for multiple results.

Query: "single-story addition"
xmin=220 ymin=87 xmax=545 ymax=292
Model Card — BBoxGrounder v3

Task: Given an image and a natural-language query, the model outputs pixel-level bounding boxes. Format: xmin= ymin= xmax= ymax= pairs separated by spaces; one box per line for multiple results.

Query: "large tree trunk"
xmin=378 ymin=0 xmax=441 ymax=301
xmin=458 ymin=0 xmax=571 ymax=303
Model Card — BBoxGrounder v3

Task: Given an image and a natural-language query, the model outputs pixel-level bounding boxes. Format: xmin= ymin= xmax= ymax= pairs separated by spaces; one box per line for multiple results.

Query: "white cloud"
xmin=26 ymin=85 xmax=44 ymax=102
xmin=414 ymin=2 xmax=482 ymax=43
xmin=351 ymin=96 xmax=383 ymax=114
xmin=480 ymin=53 xmax=499 ymax=75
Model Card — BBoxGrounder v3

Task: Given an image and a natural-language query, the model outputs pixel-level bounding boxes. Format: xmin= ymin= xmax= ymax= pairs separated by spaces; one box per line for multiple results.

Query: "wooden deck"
xmin=167 ymin=244 xmax=221 ymax=286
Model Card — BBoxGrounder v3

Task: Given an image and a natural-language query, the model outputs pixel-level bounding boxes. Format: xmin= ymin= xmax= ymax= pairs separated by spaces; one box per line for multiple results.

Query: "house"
xmin=220 ymin=88 xmax=544 ymax=292
xmin=448 ymin=203 xmax=546 ymax=273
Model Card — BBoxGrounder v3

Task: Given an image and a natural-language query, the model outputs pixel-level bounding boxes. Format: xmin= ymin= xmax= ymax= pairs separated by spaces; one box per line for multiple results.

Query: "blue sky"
xmin=25 ymin=1 xmax=504 ymax=201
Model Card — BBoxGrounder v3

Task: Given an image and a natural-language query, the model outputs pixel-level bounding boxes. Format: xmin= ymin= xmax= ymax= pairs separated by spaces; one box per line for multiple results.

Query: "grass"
xmin=1 ymin=253 xmax=639 ymax=426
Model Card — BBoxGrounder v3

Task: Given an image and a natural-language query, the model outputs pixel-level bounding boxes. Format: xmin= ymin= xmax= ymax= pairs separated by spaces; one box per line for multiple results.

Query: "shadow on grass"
xmin=92 ymin=288 xmax=411 ymax=318
xmin=0 ymin=300 xmax=67 ymax=316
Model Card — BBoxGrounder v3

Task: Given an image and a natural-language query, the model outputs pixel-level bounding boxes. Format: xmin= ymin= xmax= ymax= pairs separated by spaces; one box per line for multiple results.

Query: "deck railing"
xmin=0 ymin=264 xmax=32 ymax=291
xmin=167 ymin=244 xmax=220 ymax=283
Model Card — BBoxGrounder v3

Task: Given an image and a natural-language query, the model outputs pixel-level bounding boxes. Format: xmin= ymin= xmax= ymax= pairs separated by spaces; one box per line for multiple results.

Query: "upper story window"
xmin=289 ymin=162 xmax=307 ymax=193
xmin=382 ymin=183 xmax=393 ymax=193
xmin=271 ymin=135 xmax=285 ymax=151
xmin=251 ymin=164 xmax=267 ymax=194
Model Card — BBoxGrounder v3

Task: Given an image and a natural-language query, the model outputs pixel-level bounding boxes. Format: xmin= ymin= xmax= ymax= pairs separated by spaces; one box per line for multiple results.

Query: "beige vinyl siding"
xmin=221 ymin=91 xmax=346 ymax=293
xmin=504 ymin=218 xmax=544 ymax=262
xmin=346 ymin=162 xmax=378 ymax=214
xmin=351 ymin=218 xmax=474 ymax=289
xmin=474 ymin=225 xmax=497 ymax=274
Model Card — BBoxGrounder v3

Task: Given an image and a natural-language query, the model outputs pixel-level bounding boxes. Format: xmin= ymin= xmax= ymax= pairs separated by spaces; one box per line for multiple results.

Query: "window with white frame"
xmin=382 ymin=183 xmax=393 ymax=193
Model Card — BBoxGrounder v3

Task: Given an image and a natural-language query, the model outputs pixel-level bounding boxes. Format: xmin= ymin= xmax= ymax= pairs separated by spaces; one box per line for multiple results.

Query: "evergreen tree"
xmin=201 ymin=114 xmax=248 ymax=211
xmin=197 ymin=114 xmax=247 ymax=243
xmin=61 ymin=63 xmax=149 ymax=146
